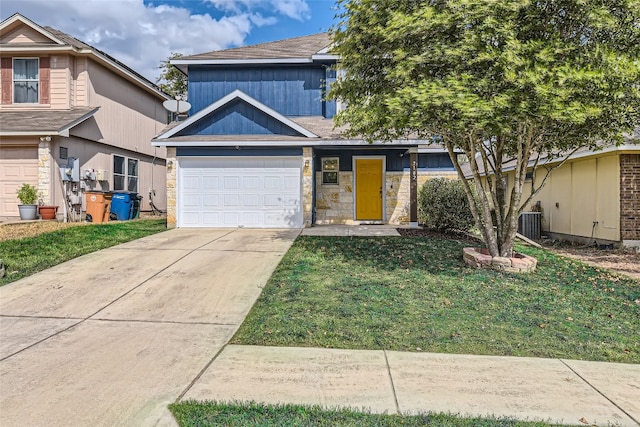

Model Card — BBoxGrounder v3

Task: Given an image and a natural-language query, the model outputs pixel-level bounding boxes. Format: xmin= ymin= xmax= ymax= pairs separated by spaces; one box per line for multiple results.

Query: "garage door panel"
xmin=178 ymin=156 xmax=302 ymax=228
xmin=243 ymin=194 xmax=260 ymax=207
xmin=203 ymin=194 xmax=220 ymax=207
xmin=203 ymin=176 xmax=219 ymax=189
xmin=0 ymin=146 xmax=38 ymax=216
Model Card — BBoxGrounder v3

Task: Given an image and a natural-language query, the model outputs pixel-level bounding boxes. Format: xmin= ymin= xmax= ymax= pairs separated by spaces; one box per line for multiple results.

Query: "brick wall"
xmin=620 ymin=154 xmax=640 ymax=240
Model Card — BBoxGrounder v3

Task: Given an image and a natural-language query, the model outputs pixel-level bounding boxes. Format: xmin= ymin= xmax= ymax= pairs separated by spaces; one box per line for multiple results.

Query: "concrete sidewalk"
xmin=183 ymin=345 xmax=640 ymax=427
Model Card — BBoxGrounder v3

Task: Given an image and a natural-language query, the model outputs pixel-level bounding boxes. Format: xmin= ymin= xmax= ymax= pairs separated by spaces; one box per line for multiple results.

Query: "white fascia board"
xmin=156 ymin=89 xmax=319 ymax=139
xmin=152 ymin=138 xmax=427 ymax=148
xmin=311 ymin=54 xmax=340 ymax=61
xmin=0 ymin=130 xmax=60 ymax=136
xmin=0 ymin=14 xmax=67 ymax=45
xmin=171 ymin=58 xmax=312 ymax=66
xmin=0 ymin=46 xmax=75 ymax=53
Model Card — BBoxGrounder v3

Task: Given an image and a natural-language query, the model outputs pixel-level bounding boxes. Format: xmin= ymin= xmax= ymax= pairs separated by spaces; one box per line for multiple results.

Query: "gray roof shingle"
xmin=180 ymin=33 xmax=331 ymax=61
xmin=0 ymin=107 xmax=98 ymax=134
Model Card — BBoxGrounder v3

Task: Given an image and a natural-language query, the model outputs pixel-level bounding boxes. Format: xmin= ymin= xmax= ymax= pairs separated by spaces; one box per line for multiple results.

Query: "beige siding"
xmin=0 ymin=141 xmax=39 ymax=216
xmin=0 ymin=26 xmax=53 ymax=44
xmin=49 ymin=137 xmax=166 ymax=213
xmin=506 ymin=154 xmax=620 ymax=242
xmin=595 ymin=155 xmax=620 ymax=238
xmin=73 ymin=57 xmax=88 ymax=107
xmin=71 ymin=59 xmax=166 ymax=157
xmin=50 ymin=55 xmax=70 ymax=109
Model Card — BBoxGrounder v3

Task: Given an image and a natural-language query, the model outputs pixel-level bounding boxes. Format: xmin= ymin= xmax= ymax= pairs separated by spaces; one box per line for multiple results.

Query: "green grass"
xmin=169 ymin=401 xmax=575 ymax=427
xmin=231 ymin=236 xmax=640 ymax=363
xmin=0 ymin=219 xmax=167 ymax=286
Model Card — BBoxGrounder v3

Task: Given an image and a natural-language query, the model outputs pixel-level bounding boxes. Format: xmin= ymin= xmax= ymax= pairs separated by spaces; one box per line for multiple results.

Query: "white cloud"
xmin=271 ymin=0 xmax=310 ymax=21
xmin=0 ymin=0 xmax=295 ymax=82
xmin=207 ymin=0 xmax=311 ymax=21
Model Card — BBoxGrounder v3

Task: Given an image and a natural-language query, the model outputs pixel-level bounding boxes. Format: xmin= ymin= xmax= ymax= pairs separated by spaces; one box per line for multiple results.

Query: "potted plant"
xmin=16 ymin=183 xmax=39 ymax=220
xmin=38 ymin=205 xmax=59 ymax=220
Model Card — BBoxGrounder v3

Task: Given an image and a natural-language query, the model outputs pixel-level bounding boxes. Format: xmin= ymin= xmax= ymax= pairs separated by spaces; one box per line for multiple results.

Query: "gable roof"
xmin=0 ymin=107 xmax=99 ymax=137
xmin=155 ymin=89 xmax=319 ymax=141
xmin=171 ymin=33 xmax=335 ymax=71
xmin=0 ymin=13 xmax=170 ymax=101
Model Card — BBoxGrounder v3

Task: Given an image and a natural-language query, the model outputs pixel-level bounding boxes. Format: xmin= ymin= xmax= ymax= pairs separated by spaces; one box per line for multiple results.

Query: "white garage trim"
xmin=177 ymin=156 xmax=303 ymax=228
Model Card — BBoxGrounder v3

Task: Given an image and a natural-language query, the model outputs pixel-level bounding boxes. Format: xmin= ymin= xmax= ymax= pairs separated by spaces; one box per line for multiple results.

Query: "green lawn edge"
xmin=0 ymin=219 xmax=167 ymax=286
xmin=169 ymin=401 xmax=578 ymax=427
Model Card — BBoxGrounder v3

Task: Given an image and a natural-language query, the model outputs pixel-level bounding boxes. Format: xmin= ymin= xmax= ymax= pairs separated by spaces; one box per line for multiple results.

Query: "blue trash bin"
xmin=110 ymin=192 xmax=135 ymax=220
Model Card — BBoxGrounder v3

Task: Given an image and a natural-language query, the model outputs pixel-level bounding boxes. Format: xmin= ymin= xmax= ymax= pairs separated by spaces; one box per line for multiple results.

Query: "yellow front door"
xmin=355 ymin=158 xmax=383 ymax=220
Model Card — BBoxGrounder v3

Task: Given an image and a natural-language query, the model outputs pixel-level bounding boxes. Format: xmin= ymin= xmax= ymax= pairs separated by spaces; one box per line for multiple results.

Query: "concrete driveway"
xmin=0 ymin=228 xmax=299 ymax=426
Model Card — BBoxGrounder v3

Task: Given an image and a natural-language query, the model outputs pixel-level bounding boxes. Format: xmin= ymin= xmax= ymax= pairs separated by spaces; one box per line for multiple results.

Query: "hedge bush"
xmin=418 ymin=178 xmax=474 ymax=231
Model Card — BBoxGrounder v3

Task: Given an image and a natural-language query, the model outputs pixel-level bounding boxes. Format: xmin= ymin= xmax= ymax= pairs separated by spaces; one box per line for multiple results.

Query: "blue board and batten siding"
xmin=176 ymin=99 xmax=303 ymax=137
xmin=314 ymin=149 xmax=454 ymax=172
xmin=189 ymin=66 xmax=337 ymax=118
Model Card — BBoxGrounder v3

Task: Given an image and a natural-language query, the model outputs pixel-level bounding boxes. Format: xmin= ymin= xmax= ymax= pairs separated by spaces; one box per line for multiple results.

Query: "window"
xmin=321 ymin=157 xmax=339 ymax=184
xmin=114 ymin=155 xmax=139 ymax=192
xmin=59 ymin=147 xmax=68 ymax=160
xmin=13 ymin=58 xmax=39 ymax=103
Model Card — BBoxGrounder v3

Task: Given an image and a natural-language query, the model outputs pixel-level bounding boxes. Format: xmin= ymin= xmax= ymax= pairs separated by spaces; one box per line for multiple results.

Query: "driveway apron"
xmin=0 ymin=228 xmax=298 ymax=426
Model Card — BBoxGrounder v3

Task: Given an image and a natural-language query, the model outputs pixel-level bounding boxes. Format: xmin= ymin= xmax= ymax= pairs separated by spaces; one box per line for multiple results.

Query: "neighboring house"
xmin=0 ymin=14 xmax=169 ymax=219
xmin=470 ymin=143 xmax=640 ymax=248
xmin=152 ymin=33 xmax=456 ymax=229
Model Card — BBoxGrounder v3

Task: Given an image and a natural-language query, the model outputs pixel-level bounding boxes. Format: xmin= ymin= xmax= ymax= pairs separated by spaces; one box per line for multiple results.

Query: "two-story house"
xmin=0 ymin=14 xmax=169 ymax=219
xmin=152 ymin=33 xmax=457 ymax=229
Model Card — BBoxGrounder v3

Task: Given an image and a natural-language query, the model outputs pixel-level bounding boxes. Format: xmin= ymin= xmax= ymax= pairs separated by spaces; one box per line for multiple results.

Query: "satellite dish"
xmin=163 ymin=99 xmax=191 ymax=114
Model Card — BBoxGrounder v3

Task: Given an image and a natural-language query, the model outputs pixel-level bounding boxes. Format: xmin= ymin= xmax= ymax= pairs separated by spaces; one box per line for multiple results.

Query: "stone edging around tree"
xmin=463 ymin=247 xmax=537 ymax=273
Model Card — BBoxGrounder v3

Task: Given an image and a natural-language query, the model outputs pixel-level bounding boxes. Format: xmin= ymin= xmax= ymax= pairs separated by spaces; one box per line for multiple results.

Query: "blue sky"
xmin=0 ymin=0 xmax=337 ymax=81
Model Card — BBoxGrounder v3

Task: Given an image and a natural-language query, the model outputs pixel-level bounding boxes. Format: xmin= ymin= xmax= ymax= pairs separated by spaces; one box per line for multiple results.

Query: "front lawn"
xmin=169 ymin=401 xmax=575 ymax=427
xmin=231 ymin=235 xmax=640 ymax=363
xmin=0 ymin=219 xmax=167 ymax=286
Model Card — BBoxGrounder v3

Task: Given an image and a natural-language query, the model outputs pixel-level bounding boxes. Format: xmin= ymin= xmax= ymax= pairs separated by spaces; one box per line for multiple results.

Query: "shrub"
xmin=418 ymin=178 xmax=474 ymax=231
xmin=16 ymin=183 xmax=39 ymax=205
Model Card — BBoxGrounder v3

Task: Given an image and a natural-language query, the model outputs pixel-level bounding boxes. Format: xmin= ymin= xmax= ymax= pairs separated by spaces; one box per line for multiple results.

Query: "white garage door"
xmin=0 ymin=146 xmax=38 ymax=216
xmin=178 ymin=156 xmax=302 ymax=228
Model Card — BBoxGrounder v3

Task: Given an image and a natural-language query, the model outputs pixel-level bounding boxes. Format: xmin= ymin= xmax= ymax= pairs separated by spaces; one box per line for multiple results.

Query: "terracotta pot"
xmin=38 ymin=205 xmax=59 ymax=220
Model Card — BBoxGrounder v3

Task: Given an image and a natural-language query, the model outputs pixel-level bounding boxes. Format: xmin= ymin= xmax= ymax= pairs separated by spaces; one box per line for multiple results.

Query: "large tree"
xmin=156 ymin=52 xmax=188 ymax=100
xmin=330 ymin=0 xmax=640 ymax=258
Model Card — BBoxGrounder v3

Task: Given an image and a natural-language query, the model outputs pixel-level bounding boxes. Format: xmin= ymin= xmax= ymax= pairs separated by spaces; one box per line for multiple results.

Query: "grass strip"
xmin=169 ymin=401 xmax=576 ymax=427
xmin=0 ymin=219 xmax=166 ymax=286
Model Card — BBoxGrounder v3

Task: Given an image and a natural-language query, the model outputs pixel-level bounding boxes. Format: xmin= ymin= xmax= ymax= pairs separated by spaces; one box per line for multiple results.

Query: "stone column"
xmin=302 ymin=147 xmax=313 ymax=227
xmin=166 ymin=147 xmax=177 ymax=228
xmin=38 ymin=138 xmax=52 ymax=205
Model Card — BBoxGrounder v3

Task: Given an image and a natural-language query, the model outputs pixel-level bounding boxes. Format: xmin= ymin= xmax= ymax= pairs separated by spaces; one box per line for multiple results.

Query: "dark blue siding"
xmin=177 ymin=147 xmax=303 ymax=156
xmin=176 ymin=99 xmax=301 ymax=136
xmin=313 ymin=150 xmax=454 ymax=172
xmin=188 ymin=65 xmax=337 ymax=118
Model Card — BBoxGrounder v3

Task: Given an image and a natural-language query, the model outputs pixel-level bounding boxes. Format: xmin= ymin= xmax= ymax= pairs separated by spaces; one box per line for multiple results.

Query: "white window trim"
xmin=12 ymin=57 xmax=39 ymax=104
xmin=113 ymin=155 xmax=139 ymax=192
xmin=321 ymin=157 xmax=340 ymax=185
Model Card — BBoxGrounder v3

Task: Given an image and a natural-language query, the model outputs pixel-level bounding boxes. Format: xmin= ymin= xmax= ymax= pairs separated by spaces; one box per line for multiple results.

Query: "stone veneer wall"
xmin=302 ymin=147 xmax=313 ymax=227
xmin=620 ymin=153 xmax=640 ymax=241
xmin=166 ymin=147 xmax=177 ymax=228
xmin=37 ymin=140 xmax=52 ymax=205
xmin=315 ymin=170 xmax=458 ymax=225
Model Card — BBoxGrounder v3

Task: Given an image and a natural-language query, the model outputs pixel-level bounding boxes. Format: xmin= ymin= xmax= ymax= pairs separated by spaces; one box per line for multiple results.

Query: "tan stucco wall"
xmin=508 ymin=153 xmax=620 ymax=242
